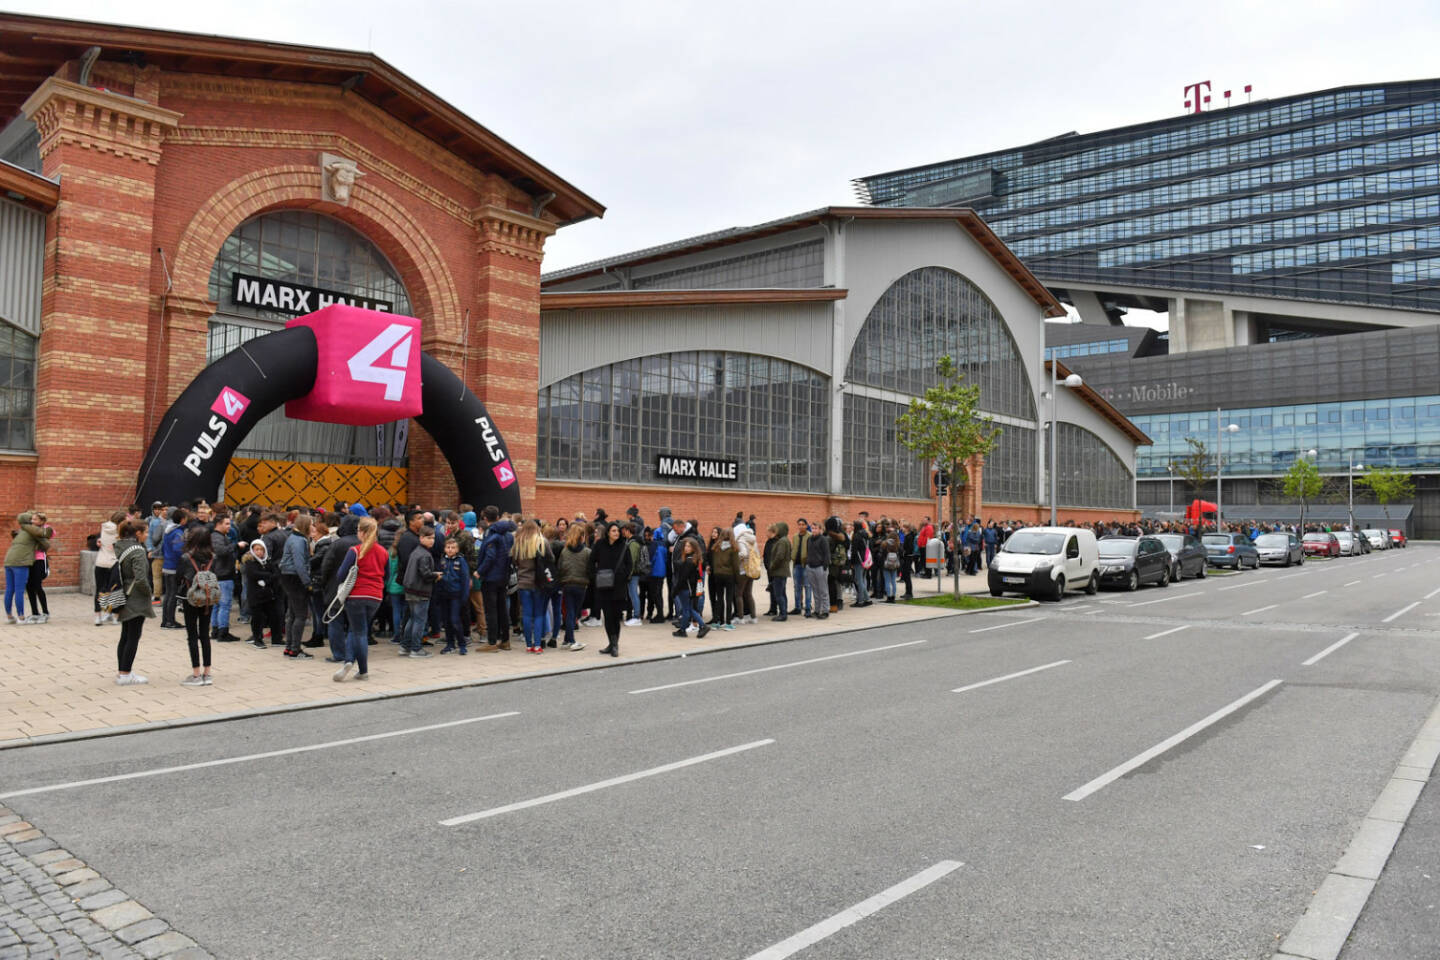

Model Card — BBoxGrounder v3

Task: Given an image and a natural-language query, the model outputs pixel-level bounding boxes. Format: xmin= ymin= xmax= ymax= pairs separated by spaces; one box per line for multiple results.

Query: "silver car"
xmin=1333 ymin=531 xmax=1363 ymax=556
xmin=1361 ymin=528 xmax=1391 ymax=550
xmin=1255 ymin=532 xmax=1304 ymax=566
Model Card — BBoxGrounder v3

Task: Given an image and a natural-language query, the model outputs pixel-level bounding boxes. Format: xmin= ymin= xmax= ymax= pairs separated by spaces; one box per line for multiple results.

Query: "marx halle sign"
xmin=656 ymin=455 xmax=739 ymax=482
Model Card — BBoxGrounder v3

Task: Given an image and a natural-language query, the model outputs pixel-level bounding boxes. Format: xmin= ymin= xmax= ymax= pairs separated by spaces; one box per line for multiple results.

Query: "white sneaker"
xmin=35 ymin=614 xmax=47 ymax=623
xmin=623 ymin=618 xmax=642 ymax=627
xmin=181 ymin=675 xmax=205 ymax=686
xmin=333 ymin=662 xmax=353 ymax=682
xmin=685 ymin=624 xmax=698 ymax=633
xmin=94 ymin=614 xmax=105 ymax=626
xmin=567 ymin=640 xmax=585 ymax=651
xmin=115 ymin=673 xmax=148 ymax=686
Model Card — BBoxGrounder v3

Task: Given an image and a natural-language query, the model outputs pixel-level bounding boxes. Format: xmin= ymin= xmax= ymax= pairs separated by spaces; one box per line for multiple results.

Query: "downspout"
xmin=77 ymin=47 xmax=101 ymax=87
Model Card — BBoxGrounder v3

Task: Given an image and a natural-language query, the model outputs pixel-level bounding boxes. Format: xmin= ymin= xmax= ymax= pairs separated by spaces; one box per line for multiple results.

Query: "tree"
xmin=896 ymin=355 xmax=1001 ymax=598
xmin=1356 ymin=466 xmax=1416 ymax=522
xmin=1281 ymin=457 xmax=1322 ymax=532
xmin=1173 ymin=436 xmax=1210 ymax=502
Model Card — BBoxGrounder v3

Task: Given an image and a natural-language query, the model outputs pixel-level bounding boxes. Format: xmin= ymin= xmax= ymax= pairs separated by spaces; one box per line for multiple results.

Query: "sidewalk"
xmin=0 ymin=576 xmax=999 ymax=748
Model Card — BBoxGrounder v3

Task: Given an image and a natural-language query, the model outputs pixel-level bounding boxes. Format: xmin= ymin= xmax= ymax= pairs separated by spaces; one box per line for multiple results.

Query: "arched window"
xmin=1048 ymin=422 xmax=1134 ymax=508
xmin=206 ymin=212 xmax=412 ymax=465
xmin=845 ymin=266 xmax=1036 ymax=421
xmin=539 ymin=352 xmax=829 ymax=492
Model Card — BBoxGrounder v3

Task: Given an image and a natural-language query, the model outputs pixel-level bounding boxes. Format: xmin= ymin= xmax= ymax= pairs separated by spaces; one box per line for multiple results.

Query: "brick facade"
xmin=13 ymin=59 xmax=556 ymax=584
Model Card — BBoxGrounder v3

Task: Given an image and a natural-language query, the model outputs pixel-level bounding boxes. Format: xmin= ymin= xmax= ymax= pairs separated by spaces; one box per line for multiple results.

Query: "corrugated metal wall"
xmin=0 ymin=197 xmax=44 ymax=336
xmin=539 ymin=301 xmax=835 ymax=387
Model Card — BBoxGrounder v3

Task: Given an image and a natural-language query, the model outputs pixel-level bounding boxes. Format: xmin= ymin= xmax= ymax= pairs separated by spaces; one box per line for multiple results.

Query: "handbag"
xmin=99 ymin=545 xmax=144 ymax=610
xmin=323 ymin=549 xmax=361 ymax=624
xmin=861 ymin=546 xmax=873 ymax=570
xmin=595 ymin=568 xmax=615 ymax=590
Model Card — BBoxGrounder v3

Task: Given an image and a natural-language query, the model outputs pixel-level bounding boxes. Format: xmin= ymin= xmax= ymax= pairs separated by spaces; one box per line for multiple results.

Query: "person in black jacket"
xmin=241 ymin=540 xmax=280 ymax=650
xmin=849 ymin=518 xmax=873 ymax=607
xmin=588 ymin=521 xmax=631 ymax=657
xmin=209 ymin=514 xmax=240 ymax=641
xmin=318 ymin=514 xmax=360 ymax=663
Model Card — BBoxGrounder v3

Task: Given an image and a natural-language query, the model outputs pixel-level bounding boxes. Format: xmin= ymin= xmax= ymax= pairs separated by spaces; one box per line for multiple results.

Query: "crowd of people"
xmin=7 ymin=502 xmax=1344 ymax=689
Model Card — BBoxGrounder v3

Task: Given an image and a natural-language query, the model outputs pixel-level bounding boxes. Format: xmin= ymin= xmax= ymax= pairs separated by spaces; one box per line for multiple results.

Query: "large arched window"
xmin=205 ymin=211 xmax=413 ymax=465
xmin=1048 ymin=423 xmax=1134 ymax=509
xmin=539 ymin=352 xmax=829 ymax=492
xmin=845 ymin=266 xmax=1036 ymax=421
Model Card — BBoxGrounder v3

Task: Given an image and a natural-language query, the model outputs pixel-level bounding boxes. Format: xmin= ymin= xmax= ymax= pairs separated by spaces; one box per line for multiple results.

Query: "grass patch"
xmin=904 ymin=594 xmax=1030 ymax=611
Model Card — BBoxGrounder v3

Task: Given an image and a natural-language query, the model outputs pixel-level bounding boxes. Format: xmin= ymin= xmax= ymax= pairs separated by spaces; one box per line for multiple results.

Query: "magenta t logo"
xmin=210 ymin=386 xmax=250 ymax=424
xmin=1183 ymin=80 xmax=1211 ymax=114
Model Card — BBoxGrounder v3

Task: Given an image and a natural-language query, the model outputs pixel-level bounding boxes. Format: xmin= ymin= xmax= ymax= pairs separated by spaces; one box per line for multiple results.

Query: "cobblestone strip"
xmin=0 ymin=809 xmax=209 ymax=960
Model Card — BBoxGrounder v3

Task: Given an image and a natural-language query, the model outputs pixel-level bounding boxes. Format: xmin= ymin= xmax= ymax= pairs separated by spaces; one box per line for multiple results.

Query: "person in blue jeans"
xmin=670 ymin=539 xmax=710 ymax=638
xmin=512 ymin=520 xmax=552 ymax=652
xmin=789 ymin=519 xmax=812 ymax=616
xmin=435 ymin=536 xmax=470 ymax=654
xmin=401 ymin=527 xmax=437 ymax=657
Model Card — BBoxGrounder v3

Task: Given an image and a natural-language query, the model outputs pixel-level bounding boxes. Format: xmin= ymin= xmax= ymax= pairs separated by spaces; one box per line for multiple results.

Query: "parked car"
xmin=1333 ymin=531 xmax=1363 ymax=556
xmin=987 ymin=526 xmax=1099 ymax=601
xmin=1302 ymin=532 xmax=1340 ymax=557
xmin=1362 ymin=528 xmax=1391 ymax=550
xmin=1156 ymin=533 xmax=1207 ymax=581
xmin=1389 ymin=529 xmax=1407 ymax=548
xmin=1203 ymin=533 xmax=1260 ymax=569
xmin=1255 ymin=532 xmax=1304 ymax=566
xmin=1096 ymin=536 xmax=1172 ymax=591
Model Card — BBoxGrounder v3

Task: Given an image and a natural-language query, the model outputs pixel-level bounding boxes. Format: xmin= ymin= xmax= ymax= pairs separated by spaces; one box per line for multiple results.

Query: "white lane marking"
xmin=1425 ymin=586 xmax=1440 ymax=600
xmin=629 ymin=640 xmax=925 ymax=695
xmin=1217 ymin=581 xmax=1260 ymax=591
xmin=1128 ymin=595 xmax=1184 ymax=607
xmin=440 ymin=740 xmax=774 ymax=826
xmin=1302 ymin=591 xmax=1328 ymax=600
xmin=1242 ymin=604 xmax=1278 ymax=616
xmin=1303 ymin=633 xmax=1360 ymax=666
xmin=1063 ymin=605 xmax=1093 ymax=614
xmin=1063 ymin=680 xmax=1284 ymax=802
xmin=951 ymin=660 xmax=1071 ymax=694
xmin=1383 ymin=602 xmax=1421 ymax=624
xmin=1143 ymin=625 xmax=1190 ymax=641
xmin=1082 ymin=607 xmax=1106 ymax=615
xmin=1276 ymin=573 xmax=1305 ymax=580
xmin=742 ymin=860 xmax=964 ymax=960
xmin=1344 ymin=580 xmax=1362 ymax=587
xmin=969 ymin=616 xmax=1045 ymax=634
xmin=1373 ymin=573 xmax=1387 ymax=579
xmin=0 ymin=711 xmax=521 ymax=800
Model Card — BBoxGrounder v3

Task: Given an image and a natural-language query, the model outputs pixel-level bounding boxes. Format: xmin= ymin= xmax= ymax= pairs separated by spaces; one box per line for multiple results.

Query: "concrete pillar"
xmin=826 ymin=219 xmax=847 ymax=496
xmin=1070 ymin=290 xmax=1115 ymax=326
xmin=1168 ymin=298 xmax=1187 ymax=354
xmin=1232 ymin=309 xmax=1257 ymax=346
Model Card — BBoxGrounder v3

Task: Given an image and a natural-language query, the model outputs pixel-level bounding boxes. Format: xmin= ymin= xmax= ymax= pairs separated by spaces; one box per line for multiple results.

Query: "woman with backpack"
xmin=512 ymin=520 xmax=554 ymax=653
xmin=113 ymin=519 xmax=154 ymax=685
xmin=589 ymin=520 xmax=631 ymax=657
xmin=876 ymin=522 xmax=902 ymax=603
xmin=178 ymin=526 xmax=217 ymax=686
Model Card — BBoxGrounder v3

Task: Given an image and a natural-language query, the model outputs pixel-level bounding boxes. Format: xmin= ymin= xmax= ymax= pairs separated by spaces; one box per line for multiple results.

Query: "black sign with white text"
xmin=655 ymin=455 xmax=739 ymax=482
xmin=231 ymin=273 xmax=394 ymax=316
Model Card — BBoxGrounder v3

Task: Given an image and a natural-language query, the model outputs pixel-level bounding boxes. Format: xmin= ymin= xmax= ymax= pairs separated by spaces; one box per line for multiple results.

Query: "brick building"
xmin=0 ymin=13 xmax=602 ymax=583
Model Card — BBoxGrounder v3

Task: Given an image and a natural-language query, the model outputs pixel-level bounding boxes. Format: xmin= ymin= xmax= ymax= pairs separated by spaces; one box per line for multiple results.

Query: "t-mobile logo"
xmin=348 ymin=323 xmax=413 ymax=401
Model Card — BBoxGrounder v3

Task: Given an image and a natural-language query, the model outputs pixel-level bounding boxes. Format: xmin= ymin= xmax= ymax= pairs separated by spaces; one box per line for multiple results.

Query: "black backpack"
xmin=309 ymin=538 xmax=332 ymax=585
xmin=631 ymin=539 xmax=652 ymax=577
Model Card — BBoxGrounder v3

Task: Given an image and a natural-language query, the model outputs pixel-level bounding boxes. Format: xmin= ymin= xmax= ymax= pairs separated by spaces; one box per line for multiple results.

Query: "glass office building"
xmin=855 ymin=80 xmax=1440 ymax=314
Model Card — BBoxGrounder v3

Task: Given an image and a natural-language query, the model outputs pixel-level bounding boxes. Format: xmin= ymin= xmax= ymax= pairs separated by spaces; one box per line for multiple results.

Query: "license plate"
xmin=1003 ymin=577 xmax=1026 ymax=585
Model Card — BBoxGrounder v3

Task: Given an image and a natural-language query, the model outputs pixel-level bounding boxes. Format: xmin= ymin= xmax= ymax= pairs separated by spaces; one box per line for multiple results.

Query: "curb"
xmin=1273 ymin=693 xmax=1440 ymax=960
xmin=0 ymin=599 xmax=1036 ymax=752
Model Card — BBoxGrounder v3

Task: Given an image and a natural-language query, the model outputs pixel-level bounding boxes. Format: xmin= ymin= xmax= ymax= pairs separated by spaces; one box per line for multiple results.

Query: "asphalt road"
xmin=4 ymin=545 xmax=1439 ymax=960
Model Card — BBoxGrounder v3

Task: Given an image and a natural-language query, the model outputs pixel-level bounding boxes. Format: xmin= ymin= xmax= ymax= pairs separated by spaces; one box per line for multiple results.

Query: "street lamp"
xmin=1349 ymin=453 xmax=1365 ymax=532
xmin=1048 ymin=369 xmax=1084 ymax=526
xmin=1167 ymin=462 xmax=1174 ymax=517
xmin=1216 ymin=410 xmax=1239 ymax=531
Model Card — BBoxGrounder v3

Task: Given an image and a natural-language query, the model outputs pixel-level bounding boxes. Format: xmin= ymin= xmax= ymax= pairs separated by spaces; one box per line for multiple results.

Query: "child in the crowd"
xmin=435 ymin=536 xmax=471 ymax=654
xmin=241 ymin=540 xmax=281 ymax=649
xmin=401 ymin=526 xmax=437 ymax=657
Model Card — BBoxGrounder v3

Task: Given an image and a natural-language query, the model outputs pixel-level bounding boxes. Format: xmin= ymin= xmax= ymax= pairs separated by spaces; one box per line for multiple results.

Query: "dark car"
xmin=1096 ymin=536 xmax=1171 ymax=591
xmin=1202 ymin=533 xmax=1260 ymax=569
xmin=1156 ymin=533 xmax=1207 ymax=581
xmin=1302 ymin=532 xmax=1340 ymax=557
xmin=1254 ymin=532 xmax=1304 ymax=566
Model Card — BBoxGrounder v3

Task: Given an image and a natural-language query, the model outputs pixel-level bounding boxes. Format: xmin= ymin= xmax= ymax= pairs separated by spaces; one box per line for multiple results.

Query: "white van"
xmin=987 ymin=526 xmax=1100 ymax=602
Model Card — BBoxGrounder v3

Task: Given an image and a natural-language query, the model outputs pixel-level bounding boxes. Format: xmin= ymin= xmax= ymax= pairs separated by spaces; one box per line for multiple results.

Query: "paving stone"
xmin=66 ymin=879 xmax=113 ymax=900
xmin=33 ymin=916 xmax=61 ymax=933
xmin=1 ymin=831 xmax=39 ymax=844
xmin=134 ymin=932 xmax=196 ymax=959
xmin=91 ymin=901 xmax=152 ymax=932
xmin=12 ymin=840 xmax=57 ymax=858
xmin=0 ymin=816 xmax=19 ymax=826
xmin=53 ymin=868 xmax=97 ymax=887
xmin=41 ymin=860 xmax=85 ymax=877
xmin=0 ymin=947 xmax=22 ymax=960
xmin=115 ymin=919 xmax=168 ymax=946
xmin=0 ymin=935 xmax=15 ymax=949
xmin=166 ymin=949 xmax=213 ymax=960
xmin=0 ymin=822 xmax=32 ymax=837
xmin=26 ymin=851 xmax=70 ymax=867
xmin=76 ymin=890 xmax=126 ymax=911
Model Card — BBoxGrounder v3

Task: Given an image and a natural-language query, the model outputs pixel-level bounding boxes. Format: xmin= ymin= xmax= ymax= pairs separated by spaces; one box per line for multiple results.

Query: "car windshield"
xmin=1255 ymin=534 xmax=1288 ymax=546
xmin=1335 ymin=532 xmax=1353 ymax=542
xmin=1202 ymin=535 xmax=1231 ymax=545
xmin=1302 ymin=534 xmax=1330 ymax=542
xmin=1157 ymin=535 xmax=1184 ymax=549
xmin=1002 ymin=531 xmax=1065 ymax=555
xmin=1099 ymin=540 xmax=1137 ymax=557
xmin=1362 ymin=529 xmax=1383 ymax=537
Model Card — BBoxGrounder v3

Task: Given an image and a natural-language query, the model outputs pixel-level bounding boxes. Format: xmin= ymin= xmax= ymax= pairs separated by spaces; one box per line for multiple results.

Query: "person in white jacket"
xmin=94 ymin=514 xmax=122 ymax=626
xmin=733 ymin=519 xmax=760 ymax=624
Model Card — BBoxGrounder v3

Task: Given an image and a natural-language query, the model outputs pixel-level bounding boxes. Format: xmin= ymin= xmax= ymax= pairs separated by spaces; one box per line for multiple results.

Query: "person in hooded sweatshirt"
xmin=588 ymin=520 xmax=631 ymax=657
xmin=475 ymin=505 xmax=516 ymax=651
xmin=241 ymin=539 xmax=280 ymax=649
xmin=556 ymin=522 xmax=590 ymax=650
xmin=646 ymin=524 xmax=669 ymax=622
xmin=766 ymin=521 xmax=793 ymax=621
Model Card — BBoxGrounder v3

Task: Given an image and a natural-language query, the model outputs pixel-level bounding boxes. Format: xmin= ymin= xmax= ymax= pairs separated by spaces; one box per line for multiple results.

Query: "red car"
xmin=1302 ymin=533 xmax=1340 ymax=557
xmin=1389 ymin=529 xmax=1407 ymax=548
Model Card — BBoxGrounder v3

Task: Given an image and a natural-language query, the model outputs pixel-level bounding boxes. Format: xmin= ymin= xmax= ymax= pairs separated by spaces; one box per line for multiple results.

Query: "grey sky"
xmin=20 ymin=0 xmax=1440 ymax=284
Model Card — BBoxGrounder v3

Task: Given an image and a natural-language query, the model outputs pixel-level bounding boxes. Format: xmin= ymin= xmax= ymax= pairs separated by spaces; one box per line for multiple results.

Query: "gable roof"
xmin=0 ymin=12 xmax=603 ymax=226
xmin=1049 ymin=359 xmax=1152 ymax=446
xmin=542 ymin=206 xmax=1066 ymax=318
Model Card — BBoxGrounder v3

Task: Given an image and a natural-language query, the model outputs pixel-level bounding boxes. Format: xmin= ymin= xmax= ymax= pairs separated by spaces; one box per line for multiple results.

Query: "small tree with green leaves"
xmin=1174 ymin=436 xmax=1210 ymax=502
xmin=1356 ymin=466 xmax=1416 ymax=522
xmin=896 ymin=355 xmax=1000 ymax=598
xmin=1281 ymin=457 xmax=1323 ymax=532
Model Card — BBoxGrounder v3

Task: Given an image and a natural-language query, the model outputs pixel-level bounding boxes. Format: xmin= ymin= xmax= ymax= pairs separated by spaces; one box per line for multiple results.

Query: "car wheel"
xmin=1158 ymin=566 xmax=1170 ymax=588
xmin=1051 ymin=575 xmax=1066 ymax=603
xmin=990 ymin=588 xmax=1003 ymax=598
xmin=1127 ymin=571 xmax=1140 ymax=592
xmin=1283 ymin=555 xmax=1291 ymax=567
xmin=1084 ymin=574 xmax=1097 ymax=596
xmin=1171 ymin=562 xmax=1182 ymax=582
xmin=1197 ymin=564 xmax=1206 ymax=579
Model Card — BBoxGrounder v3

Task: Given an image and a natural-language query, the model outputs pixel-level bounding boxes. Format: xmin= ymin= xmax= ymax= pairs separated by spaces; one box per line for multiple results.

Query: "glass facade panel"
xmin=1046 ymin=423 xmax=1134 ymax=509
xmin=539 ymin=352 xmax=828 ymax=492
xmin=0 ymin=324 xmax=35 ymax=452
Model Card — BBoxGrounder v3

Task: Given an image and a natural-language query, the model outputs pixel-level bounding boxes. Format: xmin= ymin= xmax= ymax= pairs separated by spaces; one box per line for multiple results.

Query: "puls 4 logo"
xmin=348 ymin=324 xmax=414 ymax=401
xmin=475 ymin=415 xmax=516 ymax=488
xmin=186 ymin=386 xmax=251 ymax=476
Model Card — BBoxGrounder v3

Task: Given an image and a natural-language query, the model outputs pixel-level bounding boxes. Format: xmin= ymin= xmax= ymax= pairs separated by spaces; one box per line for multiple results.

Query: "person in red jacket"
xmin=331 ymin=516 xmax=387 ymax=682
xmin=916 ymin=517 xmax=935 ymax=579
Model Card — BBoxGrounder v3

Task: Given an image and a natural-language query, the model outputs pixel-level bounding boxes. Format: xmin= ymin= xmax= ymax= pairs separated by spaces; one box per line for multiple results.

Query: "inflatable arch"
xmin=136 ymin=307 xmax=522 ymax=514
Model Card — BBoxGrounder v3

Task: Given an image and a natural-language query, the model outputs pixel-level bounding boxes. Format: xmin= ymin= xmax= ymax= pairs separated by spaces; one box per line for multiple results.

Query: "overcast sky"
xmin=23 ymin=0 xmax=1440 ymax=292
